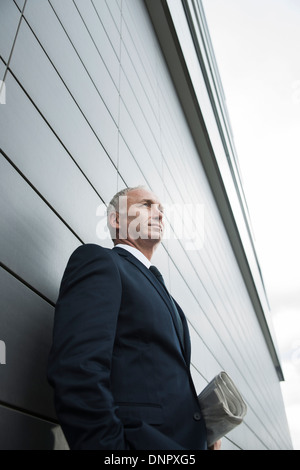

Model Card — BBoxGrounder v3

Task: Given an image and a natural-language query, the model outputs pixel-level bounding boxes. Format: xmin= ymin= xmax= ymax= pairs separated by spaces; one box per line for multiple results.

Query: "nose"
xmin=153 ymin=204 xmax=163 ymax=221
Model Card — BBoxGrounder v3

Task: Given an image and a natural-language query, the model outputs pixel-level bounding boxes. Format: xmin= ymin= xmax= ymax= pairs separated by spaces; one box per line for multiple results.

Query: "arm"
xmin=47 ymin=244 xmax=128 ymax=450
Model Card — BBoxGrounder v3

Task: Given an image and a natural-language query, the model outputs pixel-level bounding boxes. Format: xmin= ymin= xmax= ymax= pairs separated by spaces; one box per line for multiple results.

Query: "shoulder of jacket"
xmin=69 ymin=243 xmax=114 ymax=262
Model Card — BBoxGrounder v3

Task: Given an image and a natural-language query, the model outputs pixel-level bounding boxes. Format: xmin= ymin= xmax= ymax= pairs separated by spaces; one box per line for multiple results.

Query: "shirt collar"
xmin=113 ymin=244 xmax=152 ymax=269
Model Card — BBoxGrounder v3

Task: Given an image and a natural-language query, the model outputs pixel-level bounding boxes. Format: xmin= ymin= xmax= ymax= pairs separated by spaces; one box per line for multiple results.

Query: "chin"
xmin=149 ymin=230 xmax=162 ymax=241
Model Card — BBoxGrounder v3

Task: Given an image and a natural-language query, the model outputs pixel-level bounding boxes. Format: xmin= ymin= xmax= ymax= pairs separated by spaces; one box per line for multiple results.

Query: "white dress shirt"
xmin=113 ymin=244 xmax=152 ymax=269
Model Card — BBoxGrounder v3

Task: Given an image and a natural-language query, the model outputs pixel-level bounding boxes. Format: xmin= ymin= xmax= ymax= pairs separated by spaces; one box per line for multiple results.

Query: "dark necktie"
xmin=149 ymin=265 xmax=184 ymax=346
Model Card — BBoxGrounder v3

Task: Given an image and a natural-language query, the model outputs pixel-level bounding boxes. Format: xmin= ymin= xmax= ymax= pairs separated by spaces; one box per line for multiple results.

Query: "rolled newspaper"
xmin=198 ymin=371 xmax=247 ymax=447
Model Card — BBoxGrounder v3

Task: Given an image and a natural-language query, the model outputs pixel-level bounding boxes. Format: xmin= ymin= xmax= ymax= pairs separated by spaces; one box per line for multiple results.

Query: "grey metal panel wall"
xmin=0 ymin=404 xmax=68 ymax=450
xmin=0 ymin=0 xmax=22 ymax=64
xmin=0 ymin=0 xmax=291 ymax=449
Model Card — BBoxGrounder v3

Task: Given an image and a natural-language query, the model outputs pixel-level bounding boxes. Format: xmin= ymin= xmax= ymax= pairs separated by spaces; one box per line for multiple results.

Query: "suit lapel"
xmin=113 ymin=247 xmax=188 ymax=363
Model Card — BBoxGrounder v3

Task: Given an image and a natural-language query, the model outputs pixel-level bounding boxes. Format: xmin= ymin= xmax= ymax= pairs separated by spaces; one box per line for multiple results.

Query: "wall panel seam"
xmin=48 ymin=0 xmax=118 ymax=126
xmin=2 ymin=0 xmax=27 ymax=84
xmin=0 ymin=148 xmax=84 ymax=247
xmin=0 ymin=399 xmax=59 ymax=427
xmin=19 ymin=9 xmax=118 ymax=173
xmin=72 ymin=0 xmax=120 ymax=90
xmin=4 ymin=67 xmax=108 ymax=208
xmin=122 ymin=1 xmax=160 ymax=108
xmin=0 ymin=262 xmax=55 ymax=308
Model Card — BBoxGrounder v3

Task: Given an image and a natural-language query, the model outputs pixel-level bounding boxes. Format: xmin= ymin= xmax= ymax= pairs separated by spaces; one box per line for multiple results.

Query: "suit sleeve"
xmin=47 ymin=244 xmax=128 ymax=450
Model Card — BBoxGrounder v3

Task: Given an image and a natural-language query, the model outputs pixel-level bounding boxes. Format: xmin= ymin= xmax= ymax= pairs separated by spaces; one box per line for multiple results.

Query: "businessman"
xmin=48 ymin=186 xmax=221 ymax=450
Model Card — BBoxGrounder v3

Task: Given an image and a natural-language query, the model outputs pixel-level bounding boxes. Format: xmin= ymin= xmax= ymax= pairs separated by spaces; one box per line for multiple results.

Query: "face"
xmin=117 ymin=188 xmax=165 ymax=245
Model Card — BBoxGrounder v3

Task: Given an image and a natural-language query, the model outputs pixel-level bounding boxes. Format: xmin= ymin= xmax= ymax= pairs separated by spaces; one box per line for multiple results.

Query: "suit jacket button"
xmin=193 ymin=412 xmax=201 ymax=421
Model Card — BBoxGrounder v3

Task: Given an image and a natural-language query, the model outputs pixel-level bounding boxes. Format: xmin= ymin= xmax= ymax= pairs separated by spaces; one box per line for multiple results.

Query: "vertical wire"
xmin=116 ymin=0 xmax=123 ymax=193
xmin=155 ymin=39 xmax=171 ymax=287
xmin=1 ymin=0 xmax=28 ymax=92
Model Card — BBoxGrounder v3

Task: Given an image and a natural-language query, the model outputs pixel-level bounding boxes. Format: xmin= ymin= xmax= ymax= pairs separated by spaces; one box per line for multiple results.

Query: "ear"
xmin=108 ymin=210 xmax=120 ymax=230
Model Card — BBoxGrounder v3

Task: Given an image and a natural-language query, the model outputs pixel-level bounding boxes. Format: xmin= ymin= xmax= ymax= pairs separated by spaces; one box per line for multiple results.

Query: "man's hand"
xmin=208 ymin=439 xmax=222 ymax=450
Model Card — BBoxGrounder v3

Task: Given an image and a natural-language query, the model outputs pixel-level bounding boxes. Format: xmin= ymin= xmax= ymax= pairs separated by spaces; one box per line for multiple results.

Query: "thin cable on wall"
xmin=116 ymin=0 xmax=123 ymax=193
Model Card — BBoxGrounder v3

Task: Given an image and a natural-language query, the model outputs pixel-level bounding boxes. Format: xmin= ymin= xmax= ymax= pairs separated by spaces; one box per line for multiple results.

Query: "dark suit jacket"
xmin=47 ymin=243 xmax=207 ymax=450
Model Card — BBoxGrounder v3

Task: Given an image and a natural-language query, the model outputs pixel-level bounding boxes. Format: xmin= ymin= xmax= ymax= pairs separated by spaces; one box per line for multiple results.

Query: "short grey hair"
xmin=107 ymin=185 xmax=146 ymax=240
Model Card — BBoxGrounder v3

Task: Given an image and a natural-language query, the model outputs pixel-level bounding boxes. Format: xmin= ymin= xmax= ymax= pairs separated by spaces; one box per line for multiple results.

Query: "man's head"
xmin=107 ymin=186 xmax=164 ymax=258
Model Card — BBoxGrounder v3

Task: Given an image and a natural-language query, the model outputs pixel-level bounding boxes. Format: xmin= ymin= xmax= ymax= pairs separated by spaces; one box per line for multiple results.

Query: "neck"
xmin=114 ymin=239 xmax=159 ymax=261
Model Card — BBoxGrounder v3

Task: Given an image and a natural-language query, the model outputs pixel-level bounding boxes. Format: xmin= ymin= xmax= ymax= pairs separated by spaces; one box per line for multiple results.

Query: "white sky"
xmin=202 ymin=0 xmax=300 ymax=450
